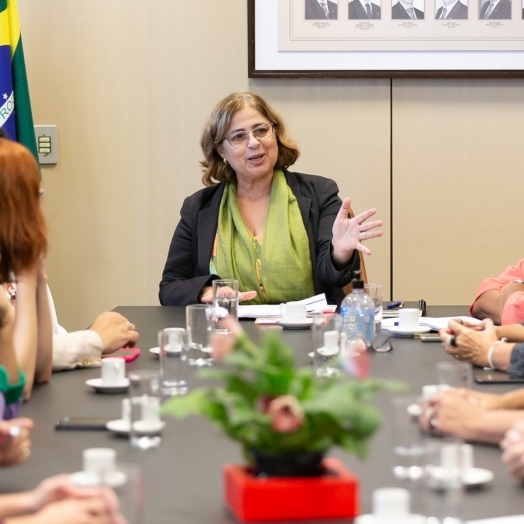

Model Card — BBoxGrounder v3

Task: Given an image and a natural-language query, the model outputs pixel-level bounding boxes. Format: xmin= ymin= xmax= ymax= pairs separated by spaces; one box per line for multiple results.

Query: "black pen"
xmin=386 ymin=301 xmax=404 ymax=309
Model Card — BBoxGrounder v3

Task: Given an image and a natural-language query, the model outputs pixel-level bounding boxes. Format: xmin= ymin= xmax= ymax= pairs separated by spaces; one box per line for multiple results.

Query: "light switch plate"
xmin=34 ymin=125 xmax=57 ymax=164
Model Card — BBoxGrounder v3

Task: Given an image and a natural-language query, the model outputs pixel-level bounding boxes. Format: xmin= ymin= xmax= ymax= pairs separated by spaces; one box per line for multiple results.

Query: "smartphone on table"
xmin=101 ymin=347 xmax=140 ymax=362
xmin=55 ymin=417 xmax=110 ymax=431
xmin=474 ymin=371 xmax=524 ymax=384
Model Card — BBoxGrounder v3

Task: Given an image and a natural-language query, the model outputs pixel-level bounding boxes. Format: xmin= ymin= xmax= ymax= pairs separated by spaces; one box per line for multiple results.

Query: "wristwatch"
xmin=512 ymin=280 xmax=524 ymax=284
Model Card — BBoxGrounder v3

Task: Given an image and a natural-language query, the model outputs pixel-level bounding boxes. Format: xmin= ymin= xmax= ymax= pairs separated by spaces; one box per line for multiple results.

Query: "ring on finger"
xmin=449 ymin=335 xmax=457 ymax=347
xmin=126 ymin=321 xmax=132 ymax=330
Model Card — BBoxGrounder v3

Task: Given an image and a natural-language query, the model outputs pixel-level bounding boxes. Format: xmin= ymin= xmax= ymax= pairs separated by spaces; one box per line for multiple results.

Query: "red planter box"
xmin=224 ymin=458 xmax=359 ymax=522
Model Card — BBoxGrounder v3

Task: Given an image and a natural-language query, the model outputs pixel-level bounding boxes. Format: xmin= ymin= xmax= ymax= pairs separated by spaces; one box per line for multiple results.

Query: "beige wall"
xmin=17 ymin=1 xmax=524 ymax=330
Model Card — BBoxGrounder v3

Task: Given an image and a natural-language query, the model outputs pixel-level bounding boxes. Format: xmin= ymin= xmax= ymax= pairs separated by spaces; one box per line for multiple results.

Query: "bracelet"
xmin=487 ymin=337 xmax=508 ymax=370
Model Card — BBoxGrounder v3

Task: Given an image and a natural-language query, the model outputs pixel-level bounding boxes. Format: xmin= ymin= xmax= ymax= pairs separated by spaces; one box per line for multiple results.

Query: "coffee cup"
xmin=398 ymin=308 xmax=420 ymax=331
xmin=101 ymin=358 xmax=126 ymax=386
xmin=281 ymin=301 xmax=307 ymax=322
xmin=83 ymin=447 xmax=117 ymax=478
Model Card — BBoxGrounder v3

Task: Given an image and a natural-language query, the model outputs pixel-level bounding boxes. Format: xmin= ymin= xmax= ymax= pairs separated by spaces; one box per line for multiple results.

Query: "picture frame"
xmin=248 ymin=0 xmax=524 ymax=78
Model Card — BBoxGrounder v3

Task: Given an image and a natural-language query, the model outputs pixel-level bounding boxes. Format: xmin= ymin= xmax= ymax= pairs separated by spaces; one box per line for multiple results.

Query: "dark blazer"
xmin=480 ymin=0 xmax=511 ymax=18
xmin=392 ymin=2 xmax=424 ymax=18
xmin=305 ymin=0 xmax=338 ymax=19
xmin=349 ymin=0 xmax=381 ymax=18
xmin=159 ymin=171 xmax=358 ymax=307
xmin=436 ymin=0 xmax=468 ymax=18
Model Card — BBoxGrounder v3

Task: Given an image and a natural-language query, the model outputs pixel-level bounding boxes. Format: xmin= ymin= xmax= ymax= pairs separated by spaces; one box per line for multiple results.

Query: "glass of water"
xmin=186 ymin=304 xmax=214 ymax=366
xmin=312 ymin=313 xmax=342 ymax=377
xmin=390 ymin=394 xmax=426 ymax=481
xmin=365 ymin=283 xmax=383 ymax=335
xmin=212 ymin=279 xmax=239 ymax=325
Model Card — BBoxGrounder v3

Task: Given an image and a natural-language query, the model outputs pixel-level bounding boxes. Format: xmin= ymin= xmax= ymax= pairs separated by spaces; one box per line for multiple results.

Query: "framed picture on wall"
xmin=248 ymin=0 xmax=524 ymax=78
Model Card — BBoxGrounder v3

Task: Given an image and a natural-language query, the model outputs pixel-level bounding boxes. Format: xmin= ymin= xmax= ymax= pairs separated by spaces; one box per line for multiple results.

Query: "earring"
xmin=223 ymin=158 xmax=228 ymax=166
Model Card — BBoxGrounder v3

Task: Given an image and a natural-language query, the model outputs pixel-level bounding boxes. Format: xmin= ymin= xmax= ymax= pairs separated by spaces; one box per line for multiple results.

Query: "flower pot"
xmin=250 ymin=450 xmax=324 ymax=477
xmin=224 ymin=458 xmax=359 ymax=522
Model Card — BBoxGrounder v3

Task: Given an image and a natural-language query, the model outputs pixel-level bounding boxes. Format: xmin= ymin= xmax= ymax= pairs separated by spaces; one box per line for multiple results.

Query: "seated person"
xmin=470 ymin=258 xmax=524 ymax=325
xmin=439 ymin=318 xmax=524 ymax=377
xmin=0 ymin=130 xmax=138 ymax=373
xmin=159 ymin=92 xmax=382 ymax=307
xmin=419 ymin=387 xmax=524 ymax=445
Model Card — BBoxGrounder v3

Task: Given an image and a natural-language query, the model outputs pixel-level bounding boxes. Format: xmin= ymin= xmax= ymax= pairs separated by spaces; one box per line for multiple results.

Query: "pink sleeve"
xmin=470 ymin=259 xmax=524 ymax=315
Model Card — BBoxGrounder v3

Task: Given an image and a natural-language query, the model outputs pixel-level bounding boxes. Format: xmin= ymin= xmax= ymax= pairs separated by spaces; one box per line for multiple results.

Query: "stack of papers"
xmin=382 ymin=316 xmax=480 ymax=331
xmin=238 ymin=294 xmax=335 ymax=319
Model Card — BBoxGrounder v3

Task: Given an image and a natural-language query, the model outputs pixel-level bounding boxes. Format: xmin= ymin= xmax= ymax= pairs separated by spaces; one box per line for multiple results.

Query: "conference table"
xmin=8 ymin=305 xmax=524 ymax=523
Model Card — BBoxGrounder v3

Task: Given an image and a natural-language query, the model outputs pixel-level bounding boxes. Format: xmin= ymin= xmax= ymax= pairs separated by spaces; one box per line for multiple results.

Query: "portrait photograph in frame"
xmin=248 ymin=0 xmax=524 ymax=78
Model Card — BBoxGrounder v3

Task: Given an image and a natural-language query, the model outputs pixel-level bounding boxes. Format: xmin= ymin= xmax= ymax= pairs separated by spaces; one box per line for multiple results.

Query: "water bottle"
xmin=340 ymin=270 xmax=375 ymax=347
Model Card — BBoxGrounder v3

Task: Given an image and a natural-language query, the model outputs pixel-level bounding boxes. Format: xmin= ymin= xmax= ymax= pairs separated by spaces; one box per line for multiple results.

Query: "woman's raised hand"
xmin=331 ymin=197 xmax=383 ymax=266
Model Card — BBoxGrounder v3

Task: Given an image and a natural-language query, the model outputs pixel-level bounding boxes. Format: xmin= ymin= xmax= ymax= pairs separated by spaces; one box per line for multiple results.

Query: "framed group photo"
xmin=248 ymin=0 xmax=524 ymax=77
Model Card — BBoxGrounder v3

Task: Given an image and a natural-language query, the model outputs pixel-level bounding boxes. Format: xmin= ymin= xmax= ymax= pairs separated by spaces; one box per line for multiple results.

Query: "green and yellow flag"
xmin=0 ymin=0 xmax=37 ymax=160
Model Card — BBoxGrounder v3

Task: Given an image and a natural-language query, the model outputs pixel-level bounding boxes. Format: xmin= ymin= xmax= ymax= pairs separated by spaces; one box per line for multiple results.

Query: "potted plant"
xmin=161 ymin=322 xmax=401 ymax=522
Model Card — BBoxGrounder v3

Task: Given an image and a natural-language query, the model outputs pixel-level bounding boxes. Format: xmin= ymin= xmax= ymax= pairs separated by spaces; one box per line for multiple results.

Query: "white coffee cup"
xmin=281 ymin=301 xmax=307 ymax=322
xmin=372 ymin=487 xmax=411 ymax=522
xmin=83 ymin=448 xmax=117 ymax=477
xmin=101 ymin=358 xmax=126 ymax=386
xmin=398 ymin=308 xmax=420 ymax=331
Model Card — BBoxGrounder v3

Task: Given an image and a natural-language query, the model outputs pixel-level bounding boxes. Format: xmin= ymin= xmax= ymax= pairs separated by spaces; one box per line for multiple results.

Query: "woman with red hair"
xmin=0 ymin=138 xmax=52 ymax=401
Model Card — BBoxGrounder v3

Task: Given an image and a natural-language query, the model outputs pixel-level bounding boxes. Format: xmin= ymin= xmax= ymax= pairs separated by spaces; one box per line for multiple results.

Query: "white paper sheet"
xmin=238 ymin=293 xmax=333 ymax=319
xmin=382 ymin=316 xmax=480 ymax=331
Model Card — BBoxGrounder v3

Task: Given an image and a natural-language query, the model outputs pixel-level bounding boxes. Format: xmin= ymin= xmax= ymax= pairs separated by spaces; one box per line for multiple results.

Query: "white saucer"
xmin=355 ymin=514 xmax=426 ymax=524
xmin=85 ymin=378 xmax=129 ymax=394
xmin=386 ymin=325 xmax=431 ymax=338
xmin=149 ymin=346 xmax=160 ymax=356
xmin=463 ymin=467 xmax=494 ymax=486
xmin=70 ymin=470 xmax=127 ymax=488
xmin=106 ymin=419 xmax=165 ymax=436
xmin=277 ymin=318 xmax=313 ymax=330
xmin=407 ymin=403 xmax=422 ymax=417
xmin=430 ymin=467 xmax=494 ymax=488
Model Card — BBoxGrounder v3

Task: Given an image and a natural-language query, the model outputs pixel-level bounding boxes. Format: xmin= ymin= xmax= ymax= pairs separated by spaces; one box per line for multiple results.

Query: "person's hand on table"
xmin=331 ymin=197 xmax=383 ymax=267
xmin=500 ymin=420 xmax=524 ymax=480
xmin=199 ymin=287 xmax=256 ymax=304
xmin=0 ymin=418 xmax=34 ymax=466
xmin=439 ymin=318 xmax=498 ymax=367
xmin=89 ymin=312 xmax=139 ymax=355
xmin=419 ymin=388 xmax=487 ymax=439
xmin=24 ymin=475 xmax=123 ymax=521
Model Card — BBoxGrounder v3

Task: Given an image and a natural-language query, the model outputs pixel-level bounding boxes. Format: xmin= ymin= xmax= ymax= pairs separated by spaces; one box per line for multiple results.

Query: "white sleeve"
xmin=52 ymin=330 xmax=103 ymax=371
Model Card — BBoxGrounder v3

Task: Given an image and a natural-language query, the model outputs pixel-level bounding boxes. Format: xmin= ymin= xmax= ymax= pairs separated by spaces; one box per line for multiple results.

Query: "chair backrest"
xmin=341 ymin=206 xmax=368 ymax=296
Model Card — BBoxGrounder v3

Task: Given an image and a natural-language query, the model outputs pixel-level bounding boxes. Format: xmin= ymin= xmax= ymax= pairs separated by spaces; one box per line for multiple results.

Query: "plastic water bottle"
xmin=340 ymin=270 xmax=375 ymax=347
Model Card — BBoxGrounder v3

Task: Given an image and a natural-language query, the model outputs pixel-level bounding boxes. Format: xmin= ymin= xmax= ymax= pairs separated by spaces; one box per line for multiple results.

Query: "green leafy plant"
xmin=161 ymin=329 xmax=403 ymax=460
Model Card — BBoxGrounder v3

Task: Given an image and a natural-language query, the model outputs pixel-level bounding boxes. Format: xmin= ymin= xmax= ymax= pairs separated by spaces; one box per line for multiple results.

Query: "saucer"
xmin=386 ymin=325 xmax=431 ymax=338
xmin=355 ymin=514 xmax=426 ymax=524
xmin=429 ymin=467 xmax=494 ymax=488
xmin=106 ymin=419 xmax=131 ymax=436
xmin=106 ymin=418 xmax=165 ymax=436
xmin=70 ymin=470 xmax=127 ymax=488
xmin=149 ymin=346 xmax=160 ymax=357
xmin=85 ymin=378 xmax=129 ymax=394
xmin=463 ymin=467 xmax=494 ymax=487
xmin=277 ymin=318 xmax=313 ymax=330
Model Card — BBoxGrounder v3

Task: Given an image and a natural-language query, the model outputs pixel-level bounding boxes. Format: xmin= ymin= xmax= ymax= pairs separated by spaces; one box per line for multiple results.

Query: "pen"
xmin=386 ymin=301 xmax=404 ymax=309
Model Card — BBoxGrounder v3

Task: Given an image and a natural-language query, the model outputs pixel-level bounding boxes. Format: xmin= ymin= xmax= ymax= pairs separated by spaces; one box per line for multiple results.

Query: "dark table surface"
xmin=10 ymin=306 xmax=524 ymax=523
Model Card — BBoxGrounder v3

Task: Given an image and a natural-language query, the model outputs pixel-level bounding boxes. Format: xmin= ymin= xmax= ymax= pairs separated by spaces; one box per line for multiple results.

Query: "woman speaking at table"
xmin=159 ymin=92 xmax=382 ymax=307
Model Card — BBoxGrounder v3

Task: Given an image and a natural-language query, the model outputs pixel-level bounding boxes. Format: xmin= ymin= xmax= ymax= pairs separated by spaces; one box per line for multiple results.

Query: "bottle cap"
xmin=351 ymin=270 xmax=364 ymax=290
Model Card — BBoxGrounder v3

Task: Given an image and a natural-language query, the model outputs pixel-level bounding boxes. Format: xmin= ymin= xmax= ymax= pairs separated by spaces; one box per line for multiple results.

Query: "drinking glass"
xmin=128 ymin=370 xmax=162 ymax=450
xmin=364 ymin=283 xmax=383 ymax=334
xmin=436 ymin=361 xmax=472 ymax=389
xmin=390 ymin=395 xmax=426 ymax=481
xmin=312 ymin=313 xmax=342 ymax=377
xmin=423 ymin=438 xmax=466 ymax=524
xmin=158 ymin=328 xmax=188 ymax=397
xmin=186 ymin=304 xmax=214 ymax=366
xmin=212 ymin=279 xmax=239 ymax=324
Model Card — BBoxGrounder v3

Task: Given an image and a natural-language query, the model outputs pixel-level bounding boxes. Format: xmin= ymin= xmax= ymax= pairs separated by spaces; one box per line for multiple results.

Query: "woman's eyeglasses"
xmin=222 ymin=123 xmax=275 ymax=147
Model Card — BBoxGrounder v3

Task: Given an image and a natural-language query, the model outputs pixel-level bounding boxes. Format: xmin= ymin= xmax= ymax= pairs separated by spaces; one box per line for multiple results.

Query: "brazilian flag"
xmin=0 ymin=0 xmax=37 ymax=161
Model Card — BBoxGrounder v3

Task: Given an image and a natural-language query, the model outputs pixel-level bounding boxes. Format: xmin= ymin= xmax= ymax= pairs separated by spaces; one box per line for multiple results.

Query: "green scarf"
xmin=215 ymin=170 xmax=315 ymax=304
